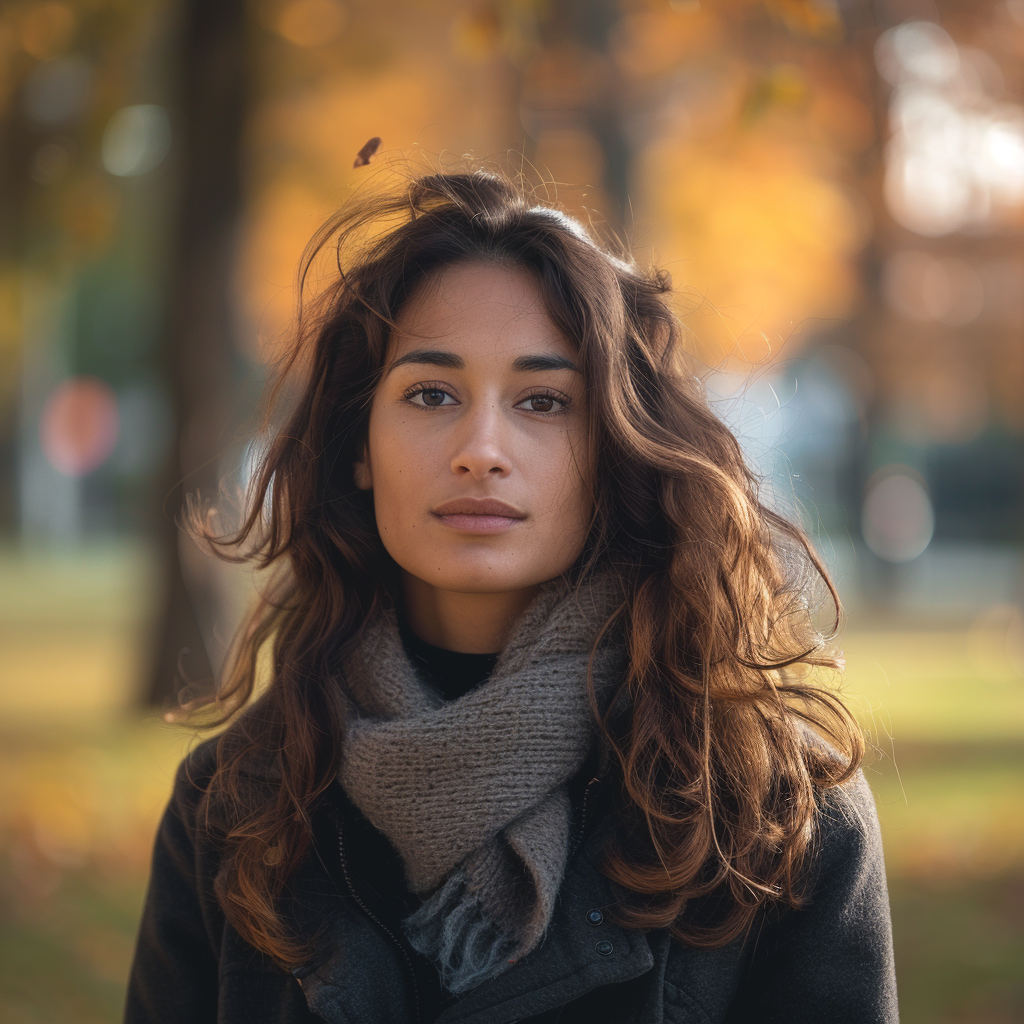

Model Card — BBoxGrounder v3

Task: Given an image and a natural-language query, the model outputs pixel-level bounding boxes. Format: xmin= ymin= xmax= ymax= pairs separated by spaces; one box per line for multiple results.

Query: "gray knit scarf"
xmin=335 ymin=574 xmax=626 ymax=995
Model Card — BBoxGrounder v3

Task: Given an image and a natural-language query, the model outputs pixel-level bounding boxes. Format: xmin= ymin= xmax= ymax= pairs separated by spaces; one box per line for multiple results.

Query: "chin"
xmin=412 ymin=559 xmax=554 ymax=595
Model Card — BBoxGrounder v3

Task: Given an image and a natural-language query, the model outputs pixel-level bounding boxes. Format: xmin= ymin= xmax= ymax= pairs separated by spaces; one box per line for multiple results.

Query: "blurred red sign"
xmin=40 ymin=376 xmax=119 ymax=476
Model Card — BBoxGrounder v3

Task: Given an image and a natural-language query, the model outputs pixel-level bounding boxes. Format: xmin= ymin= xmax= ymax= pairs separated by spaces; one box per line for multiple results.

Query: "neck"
xmin=401 ymin=573 xmax=542 ymax=653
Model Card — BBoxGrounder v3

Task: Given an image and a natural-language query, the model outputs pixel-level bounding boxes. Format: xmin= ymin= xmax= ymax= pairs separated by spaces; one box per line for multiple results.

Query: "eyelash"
xmin=402 ymin=382 xmax=571 ymax=415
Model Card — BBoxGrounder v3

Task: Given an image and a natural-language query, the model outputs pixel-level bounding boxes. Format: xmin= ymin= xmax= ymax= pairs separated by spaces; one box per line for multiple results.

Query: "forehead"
xmin=390 ymin=262 xmax=574 ymax=360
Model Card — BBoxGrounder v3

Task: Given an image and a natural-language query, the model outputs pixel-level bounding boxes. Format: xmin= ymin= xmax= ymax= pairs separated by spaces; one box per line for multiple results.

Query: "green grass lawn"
xmin=1 ymin=545 xmax=1022 ymax=1022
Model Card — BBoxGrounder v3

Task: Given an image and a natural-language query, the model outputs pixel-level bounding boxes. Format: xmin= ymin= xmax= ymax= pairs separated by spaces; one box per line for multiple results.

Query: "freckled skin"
xmin=354 ymin=263 xmax=593 ymax=652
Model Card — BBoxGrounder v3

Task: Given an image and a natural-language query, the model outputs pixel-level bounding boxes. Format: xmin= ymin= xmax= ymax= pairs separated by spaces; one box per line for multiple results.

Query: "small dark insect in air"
xmin=353 ymin=137 xmax=382 ymax=168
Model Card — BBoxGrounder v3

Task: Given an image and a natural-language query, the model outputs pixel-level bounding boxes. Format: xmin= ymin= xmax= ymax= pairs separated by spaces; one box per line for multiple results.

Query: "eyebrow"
xmin=385 ymin=349 xmax=464 ymax=374
xmin=511 ymin=354 xmax=581 ymax=374
xmin=384 ymin=349 xmax=581 ymax=375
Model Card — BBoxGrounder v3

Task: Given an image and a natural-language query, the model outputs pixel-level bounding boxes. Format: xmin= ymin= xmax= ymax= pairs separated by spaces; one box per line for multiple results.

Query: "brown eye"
xmin=516 ymin=392 xmax=566 ymax=414
xmin=408 ymin=387 xmax=456 ymax=408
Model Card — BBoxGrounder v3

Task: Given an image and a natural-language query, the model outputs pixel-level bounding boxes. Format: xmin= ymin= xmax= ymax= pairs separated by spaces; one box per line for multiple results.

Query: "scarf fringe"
xmin=402 ymin=868 xmax=519 ymax=995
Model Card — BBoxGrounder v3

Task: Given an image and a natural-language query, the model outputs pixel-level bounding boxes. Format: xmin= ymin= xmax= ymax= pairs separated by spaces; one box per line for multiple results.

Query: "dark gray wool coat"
xmin=124 ymin=736 xmax=898 ymax=1024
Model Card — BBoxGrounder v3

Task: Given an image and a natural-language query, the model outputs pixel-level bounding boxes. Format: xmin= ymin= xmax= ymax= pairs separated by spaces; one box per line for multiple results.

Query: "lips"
xmin=432 ymin=497 xmax=526 ymax=534
xmin=432 ymin=497 xmax=526 ymax=518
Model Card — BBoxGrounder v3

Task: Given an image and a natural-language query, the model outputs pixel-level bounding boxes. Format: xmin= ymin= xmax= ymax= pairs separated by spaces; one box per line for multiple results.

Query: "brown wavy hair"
xmin=188 ymin=167 xmax=863 ymax=967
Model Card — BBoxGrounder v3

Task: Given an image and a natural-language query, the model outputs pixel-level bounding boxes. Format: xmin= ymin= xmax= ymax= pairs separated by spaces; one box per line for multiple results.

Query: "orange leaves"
xmin=638 ymin=135 xmax=864 ymax=367
xmin=764 ymin=0 xmax=843 ymax=42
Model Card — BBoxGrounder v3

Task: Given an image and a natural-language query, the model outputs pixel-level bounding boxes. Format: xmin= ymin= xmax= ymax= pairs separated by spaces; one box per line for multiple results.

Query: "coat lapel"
xmin=284 ymin=801 xmax=418 ymax=1024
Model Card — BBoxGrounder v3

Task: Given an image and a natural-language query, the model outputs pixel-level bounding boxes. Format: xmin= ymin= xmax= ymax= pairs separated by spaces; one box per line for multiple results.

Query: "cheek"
xmin=365 ymin=409 xmax=437 ymax=513
xmin=536 ymin=430 xmax=593 ymax=525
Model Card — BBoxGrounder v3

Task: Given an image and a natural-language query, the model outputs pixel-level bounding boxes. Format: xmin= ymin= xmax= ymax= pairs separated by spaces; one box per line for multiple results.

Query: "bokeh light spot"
xmin=878 ymin=23 xmax=1024 ymax=236
xmin=40 ymin=377 xmax=120 ymax=477
xmin=883 ymin=250 xmax=984 ymax=325
xmin=875 ymin=21 xmax=960 ymax=88
xmin=102 ymin=105 xmax=172 ymax=177
xmin=22 ymin=56 xmax=92 ymax=126
xmin=18 ymin=2 xmax=76 ymax=61
xmin=862 ymin=466 xmax=935 ymax=563
xmin=275 ymin=0 xmax=347 ymax=47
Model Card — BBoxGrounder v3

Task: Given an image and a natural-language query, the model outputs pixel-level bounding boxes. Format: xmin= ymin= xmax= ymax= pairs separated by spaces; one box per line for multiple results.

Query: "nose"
xmin=450 ymin=401 xmax=512 ymax=479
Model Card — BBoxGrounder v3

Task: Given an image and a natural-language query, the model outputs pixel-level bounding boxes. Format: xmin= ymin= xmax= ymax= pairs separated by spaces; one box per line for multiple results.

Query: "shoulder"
xmin=713 ymin=759 xmax=898 ymax=1019
xmin=161 ymin=736 xmax=221 ymax=845
xmin=799 ymin=767 xmax=888 ymax=921
xmin=172 ymin=698 xmax=286 ymax=799
xmin=177 ymin=734 xmax=221 ymax=786
xmin=817 ymin=768 xmax=882 ymax=852
xmin=798 ymin=717 xmax=886 ymax=895
xmin=169 ymin=719 xmax=282 ymax=819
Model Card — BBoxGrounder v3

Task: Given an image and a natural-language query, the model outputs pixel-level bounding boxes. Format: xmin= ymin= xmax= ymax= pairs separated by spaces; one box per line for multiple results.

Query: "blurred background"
xmin=1 ymin=0 xmax=1022 ymax=1020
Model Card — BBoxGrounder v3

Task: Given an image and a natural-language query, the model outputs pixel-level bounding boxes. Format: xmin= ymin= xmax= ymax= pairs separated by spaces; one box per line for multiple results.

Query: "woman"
xmin=125 ymin=170 xmax=898 ymax=1024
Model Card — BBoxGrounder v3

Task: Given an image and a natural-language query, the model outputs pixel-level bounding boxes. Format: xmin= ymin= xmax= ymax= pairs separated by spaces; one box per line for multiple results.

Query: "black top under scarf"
xmin=397 ymin=612 xmax=499 ymax=702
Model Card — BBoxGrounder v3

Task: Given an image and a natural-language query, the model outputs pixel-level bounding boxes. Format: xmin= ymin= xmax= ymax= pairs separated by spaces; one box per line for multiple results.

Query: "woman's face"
xmin=355 ymin=261 xmax=593 ymax=597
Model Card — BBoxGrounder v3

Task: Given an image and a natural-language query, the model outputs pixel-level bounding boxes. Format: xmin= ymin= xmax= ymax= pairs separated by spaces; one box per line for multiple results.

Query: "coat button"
xmin=596 ymin=940 xmax=614 ymax=955
xmin=586 ymin=909 xmax=604 ymax=926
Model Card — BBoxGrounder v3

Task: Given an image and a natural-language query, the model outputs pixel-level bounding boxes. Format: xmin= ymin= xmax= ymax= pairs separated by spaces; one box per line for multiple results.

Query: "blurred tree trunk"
xmin=0 ymin=76 xmax=33 ymax=533
xmin=146 ymin=0 xmax=248 ymax=706
xmin=546 ymin=0 xmax=631 ymax=229
xmin=513 ymin=0 xmax=631 ymax=238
